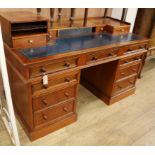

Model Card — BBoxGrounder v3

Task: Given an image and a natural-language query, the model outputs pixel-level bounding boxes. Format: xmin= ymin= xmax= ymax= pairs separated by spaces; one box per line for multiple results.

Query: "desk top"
xmin=21 ymin=33 xmax=143 ymax=60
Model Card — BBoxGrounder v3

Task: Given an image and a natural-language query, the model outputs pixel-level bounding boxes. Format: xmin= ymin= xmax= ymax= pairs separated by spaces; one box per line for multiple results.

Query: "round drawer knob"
xmin=28 ymin=39 xmax=34 ymax=44
xmin=64 ymin=92 xmax=69 ymax=97
xmin=121 ymin=29 xmax=125 ymax=32
xmin=40 ymin=67 xmax=46 ymax=73
xmin=42 ymin=114 xmax=48 ymax=120
xmin=63 ymin=107 xmax=68 ymax=112
xmin=100 ymin=27 xmax=104 ymax=31
xmin=42 ymin=99 xmax=48 ymax=106
xmin=65 ymin=77 xmax=71 ymax=82
xmin=48 ymin=35 xmax=52 ymax=41
xmin=64 ymin=62 xmax=70 ymax=67
xmin=49 ymin=33 xmax=52 ymax=38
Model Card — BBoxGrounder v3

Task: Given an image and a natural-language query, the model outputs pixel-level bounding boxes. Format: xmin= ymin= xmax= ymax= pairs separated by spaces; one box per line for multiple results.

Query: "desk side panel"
xmin=6 ymin=60 xmax=33 ymax=130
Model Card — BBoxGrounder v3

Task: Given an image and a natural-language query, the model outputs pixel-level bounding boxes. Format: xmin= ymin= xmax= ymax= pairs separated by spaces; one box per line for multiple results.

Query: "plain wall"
xmin=111 ymin=8 xmax=138 ymax=32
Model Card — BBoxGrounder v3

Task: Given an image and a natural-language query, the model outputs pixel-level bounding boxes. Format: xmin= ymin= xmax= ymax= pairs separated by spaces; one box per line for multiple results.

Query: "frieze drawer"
xmin=30 ymin=57 xmax=79 ymax=78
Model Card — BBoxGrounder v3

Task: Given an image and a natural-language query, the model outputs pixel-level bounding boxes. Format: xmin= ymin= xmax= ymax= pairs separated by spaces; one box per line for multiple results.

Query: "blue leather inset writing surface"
xmin=21 ymin=33 xmax=142 ymax=60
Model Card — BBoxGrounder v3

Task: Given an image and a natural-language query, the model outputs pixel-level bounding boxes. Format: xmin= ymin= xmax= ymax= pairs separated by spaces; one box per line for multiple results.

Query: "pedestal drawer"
xmin=31 ymin=70 xmax=79 ymax=95
xmin=113 ymin=76 xmax=137 ymax=95
xmin=119 ymin=53 xmax=143 ymax=67
xmin=30 ymin=57 xmax=79 ymax=78
xmin=120 ymin=44 xmax=146 ymax=55
xmin=116 ymin=63 xmax=140 ymax=81
xmin=33 ymin=85 xmax=77 ymax=111
xmin=34 ymin=99 xmax=75 ymax=127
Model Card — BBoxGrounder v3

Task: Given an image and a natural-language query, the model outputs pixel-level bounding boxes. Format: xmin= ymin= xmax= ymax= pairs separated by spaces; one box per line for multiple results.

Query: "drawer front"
xmin=119 ymin=53 xmax=143 ymax=67
xmin=13 ymin=35 xmax=46 ymax=49
xmin=34 ymin=99 xmax=75 ymax=127
xmin=87 ymin=48 xmax=119 ymax=64
xmin=30 ymin=57 xmax=78 ymax=78
xmin=116 ymin=63 xmax=140 ymax=81
xmin=33 ymin=85 xmax=77 ymax=111
xmin=113 ymin=76 xmax=136 ymax=95
xmin=32 ymin=71 xmax=79 ymax=95
xmin=120 ymin=44 xmax=146 ymax=55
xmin=113 ymin=26 xmax=130 ymax=35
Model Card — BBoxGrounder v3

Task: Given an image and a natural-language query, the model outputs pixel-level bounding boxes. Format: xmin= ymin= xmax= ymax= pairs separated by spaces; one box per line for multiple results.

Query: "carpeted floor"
xmin=0 ymin=56 xmax=155 ymax=146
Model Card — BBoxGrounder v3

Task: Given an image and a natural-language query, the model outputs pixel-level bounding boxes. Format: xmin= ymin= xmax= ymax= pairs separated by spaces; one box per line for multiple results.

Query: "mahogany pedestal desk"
xmin=0 ymin=12 xmax=149 ymax=140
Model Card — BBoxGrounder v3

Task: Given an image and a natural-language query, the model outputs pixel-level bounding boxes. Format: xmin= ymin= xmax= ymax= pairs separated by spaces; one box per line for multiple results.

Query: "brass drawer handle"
xmin=40 ymin=66 xmax=46 ymax=73
xmin=121 ymin=29 xmax=125 ymax=32
xmin=42 ymin=114 xmax=48 ymax=120
xmin=63 ymin=107 xmax=68 ymax=112
xmin=41 ymin=99 xmax=48 ymax=106
xmin=28 ymin=39 xmax=34 ymax=44
xmin=65 ymin=77 xmax=71 ymax=82
xmin=64 ymin=62 xmax=70 ymax=67
xmin=92 ymin=56 xmax=98 ymax=61
xmin=64 ymin=92 xmax=69 ymax=97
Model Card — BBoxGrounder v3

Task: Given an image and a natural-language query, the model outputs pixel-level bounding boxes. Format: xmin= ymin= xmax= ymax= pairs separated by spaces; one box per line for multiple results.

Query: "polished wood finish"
xmin=0 ymin=11 xmax=149 ymax=141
